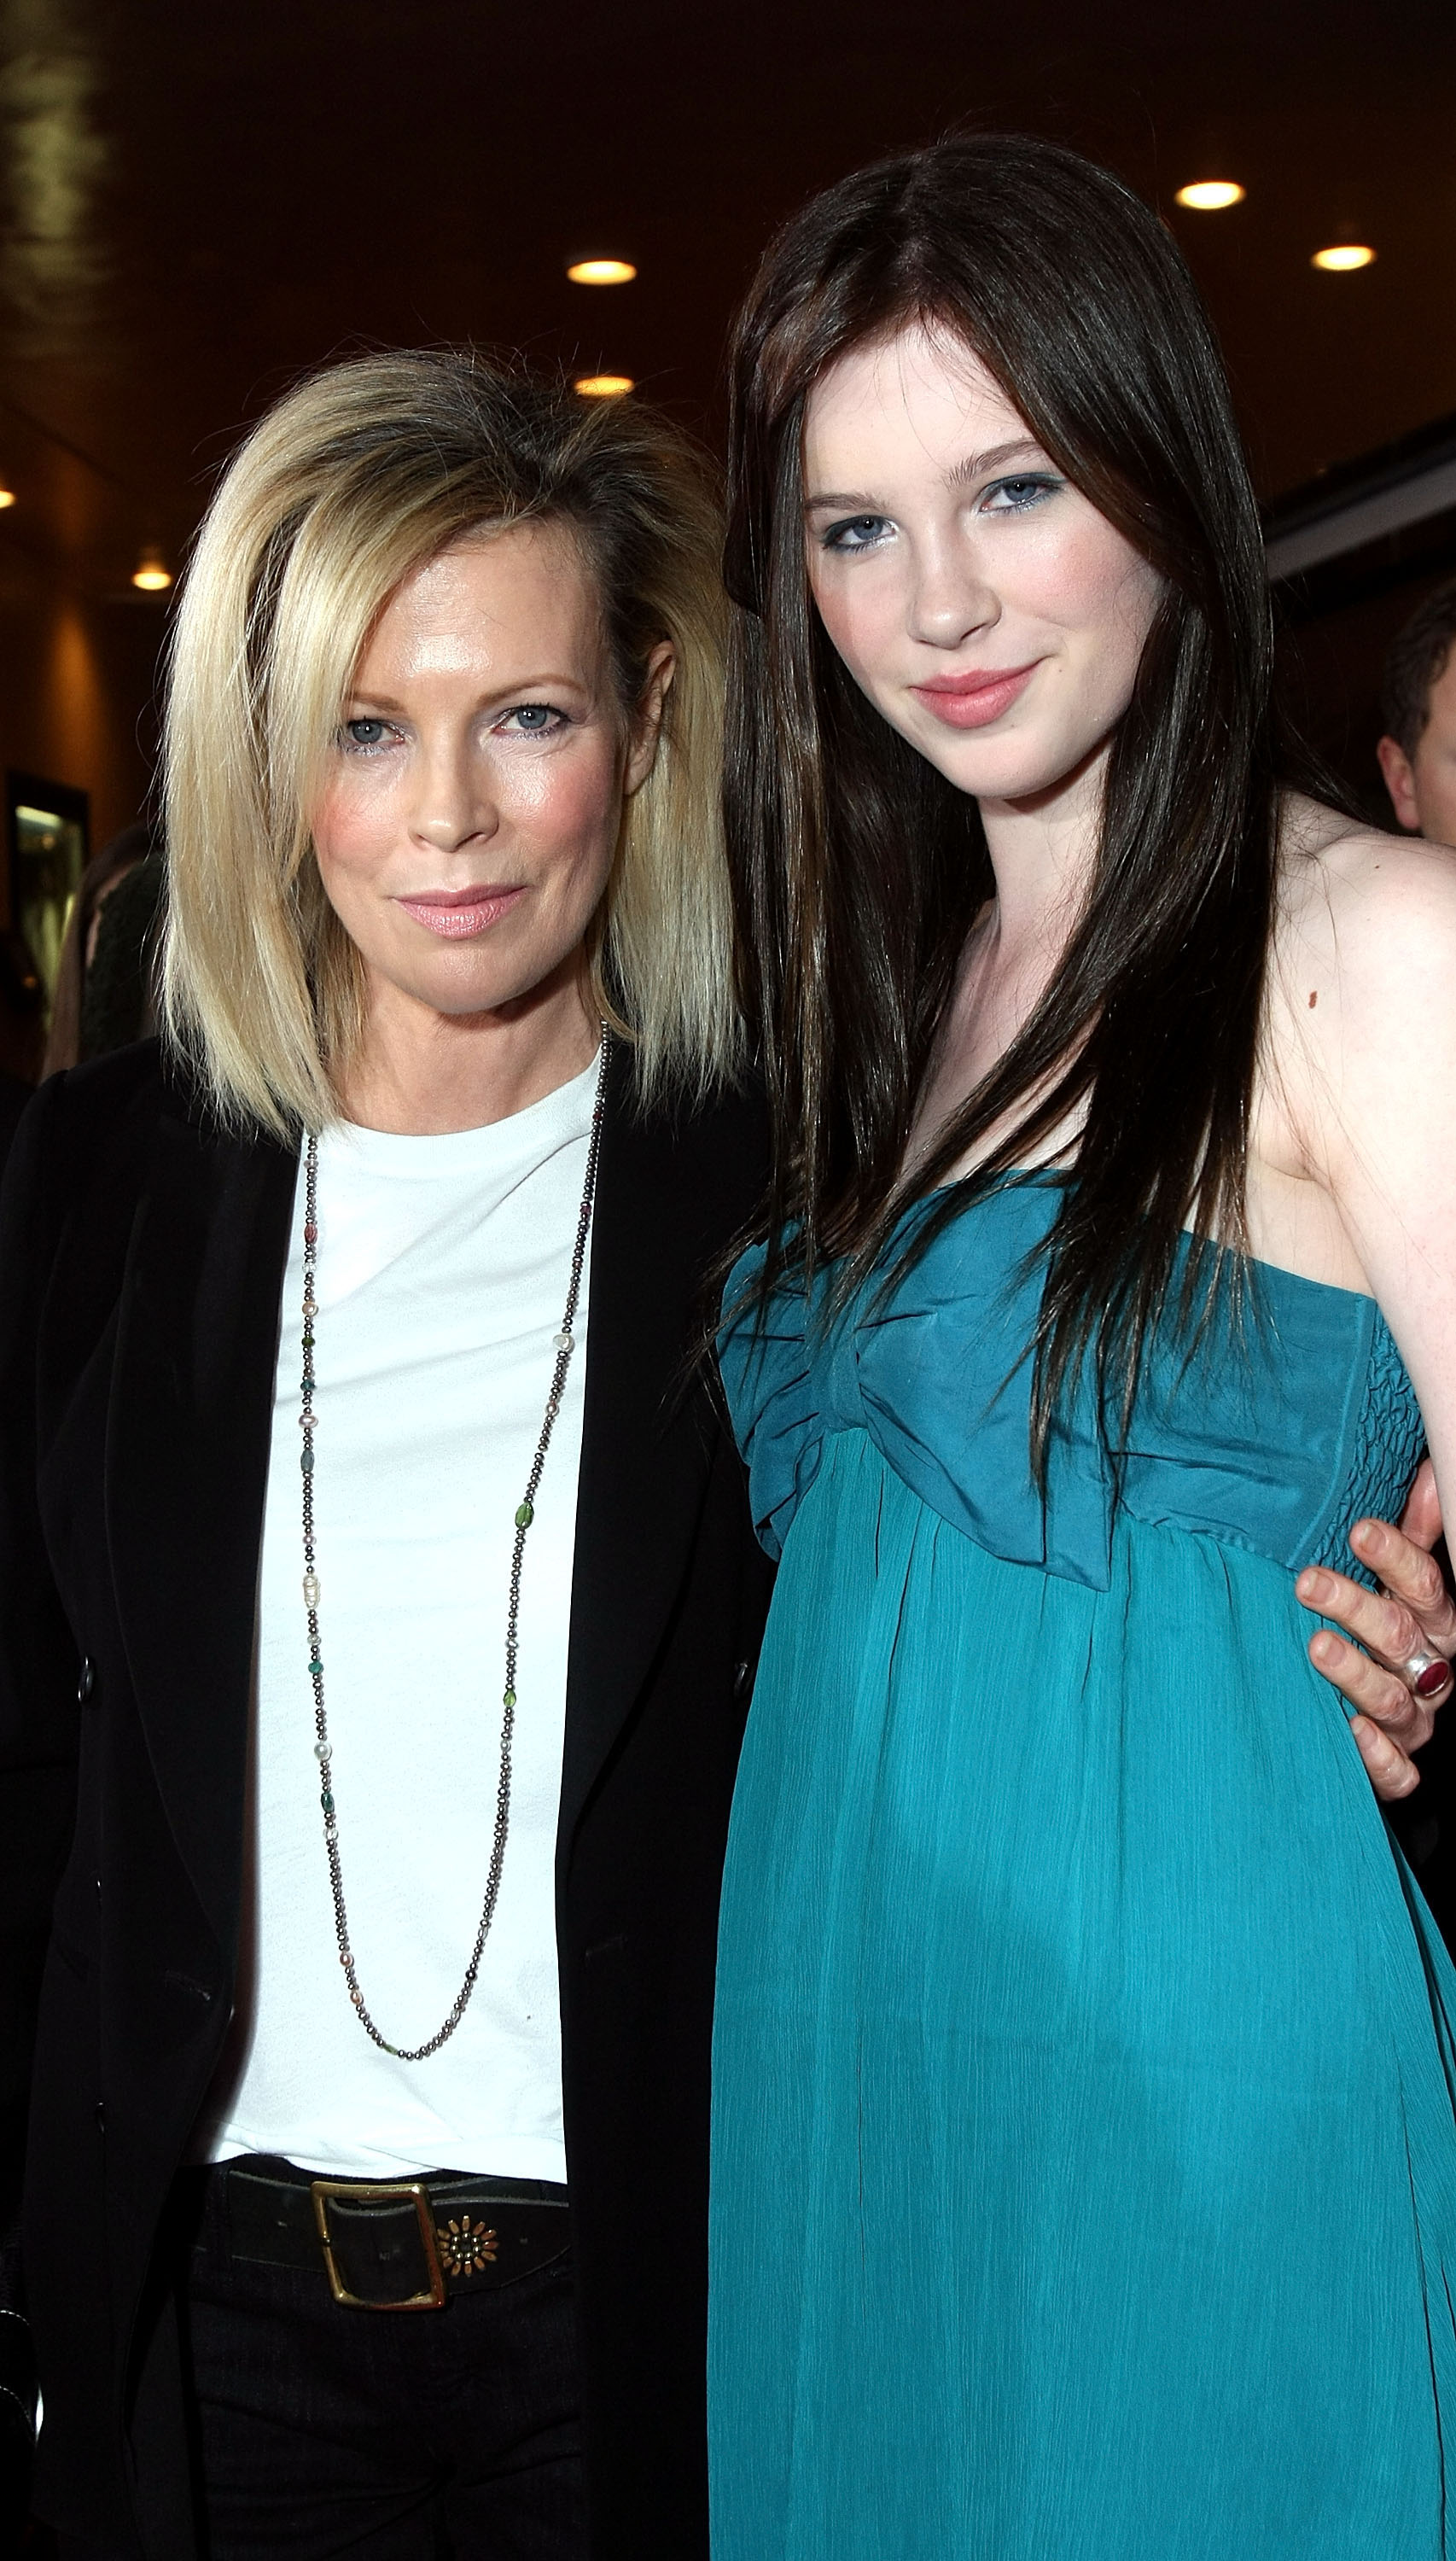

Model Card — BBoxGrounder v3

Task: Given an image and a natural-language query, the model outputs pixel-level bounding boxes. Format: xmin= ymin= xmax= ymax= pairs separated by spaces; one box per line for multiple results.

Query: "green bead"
xmin=503 ymin=1687 xmax=516 ymax=1710
xmin=515 ymin=1500 xmax=534 ymax=1528
xmin=321 ymin=1789 xmax=335 ymax=1817
xmin=309 ymin=1655 xmax=323 ymax=1675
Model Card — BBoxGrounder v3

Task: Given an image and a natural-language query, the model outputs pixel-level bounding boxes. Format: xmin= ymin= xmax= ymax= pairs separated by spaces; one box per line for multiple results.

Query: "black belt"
xmin=220 ymin=2156 xmax=570 ymax=2310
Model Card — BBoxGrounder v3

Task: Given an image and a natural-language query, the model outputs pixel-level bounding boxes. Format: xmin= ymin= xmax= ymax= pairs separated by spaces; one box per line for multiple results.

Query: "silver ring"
xmin=1400 ymin=1649 xmax=1452 ymax=1700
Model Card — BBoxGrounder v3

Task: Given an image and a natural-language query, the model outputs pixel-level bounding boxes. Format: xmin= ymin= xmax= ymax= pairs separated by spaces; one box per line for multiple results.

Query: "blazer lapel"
xmin=106 ymin=1100 xmax=298 ymax=1952
xmin=559 ymin=1049 xmax=737 ymax=1854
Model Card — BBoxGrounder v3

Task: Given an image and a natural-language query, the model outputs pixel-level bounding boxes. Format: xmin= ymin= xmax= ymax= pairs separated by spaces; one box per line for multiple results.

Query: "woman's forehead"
xmin=802 ymin=326 xmax=1032 ymax=485
xmin=354 ymin=522 xmax=602 ymax=683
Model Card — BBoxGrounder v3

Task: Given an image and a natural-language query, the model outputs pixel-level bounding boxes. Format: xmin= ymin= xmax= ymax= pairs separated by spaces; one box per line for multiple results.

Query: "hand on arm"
xmin=1297 ymin=1461 xmax=1454 ymax=1798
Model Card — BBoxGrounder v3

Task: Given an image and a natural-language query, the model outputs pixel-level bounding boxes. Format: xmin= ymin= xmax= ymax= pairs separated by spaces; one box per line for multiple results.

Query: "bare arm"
xmin=1282 ymin=829 xmax=1456 ymax=1792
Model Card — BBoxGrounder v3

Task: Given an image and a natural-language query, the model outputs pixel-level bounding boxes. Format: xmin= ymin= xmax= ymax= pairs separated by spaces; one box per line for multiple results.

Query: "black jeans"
xmin=160 ymin=2162 xmax=585 ymax=2560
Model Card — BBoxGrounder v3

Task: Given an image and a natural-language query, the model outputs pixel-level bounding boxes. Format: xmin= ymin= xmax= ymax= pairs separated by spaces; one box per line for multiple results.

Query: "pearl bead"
xmin=553 ymin=1330 xmax=574 ymax=1353
xmin=303 ymin=1573 xmax=320 ymax=1605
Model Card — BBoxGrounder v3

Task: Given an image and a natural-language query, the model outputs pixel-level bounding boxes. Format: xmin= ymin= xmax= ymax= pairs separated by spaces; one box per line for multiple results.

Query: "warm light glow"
xmin=1313 ymin=242 xmax=1376 ymax=271
xmin=1175 ymin=180 xmax=1246 ymax=211
xmin=132 ymin=545 xmax=172 ymax=591
xmin=567 ymin=258 xmax=637 ymax=285
xmin=0 ymin=483 xmax=14 ymax=509
xmin=574 ymin=374 xmax=633 ymax=399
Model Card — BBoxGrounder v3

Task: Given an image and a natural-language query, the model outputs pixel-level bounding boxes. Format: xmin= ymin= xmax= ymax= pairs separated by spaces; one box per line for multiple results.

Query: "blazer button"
xmin=94 ymin=2100 xmax=106 ymax=2136
xmin=733 ymin=1660 xmax=753 ymax=1699
xmin=77 ymin=1658 xmax=96 ymax=1704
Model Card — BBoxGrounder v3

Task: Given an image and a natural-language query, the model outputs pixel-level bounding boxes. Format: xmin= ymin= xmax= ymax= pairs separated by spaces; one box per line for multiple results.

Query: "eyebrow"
xmin=946 ymin=436 xmax=1049 ymax=487
xmin=343 ymin=674 xmax=589 ymax=713
xmin=802 ymin=436 xmax=1051 ymax=514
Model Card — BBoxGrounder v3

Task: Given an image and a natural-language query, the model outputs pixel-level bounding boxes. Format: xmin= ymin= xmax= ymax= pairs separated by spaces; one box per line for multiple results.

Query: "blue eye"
xmin=820 ymin=514 xmax=893 ymax=552
xmin=342 ymin=717 xmax=393 ymax=751
xmin=500 ymin=703 xmax=566 ymax=736
xmin=980 ymin=475 xmax=1061 ymax=514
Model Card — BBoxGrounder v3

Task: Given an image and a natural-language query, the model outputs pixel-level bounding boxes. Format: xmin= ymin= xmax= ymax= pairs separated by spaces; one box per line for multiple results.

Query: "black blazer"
xmin=0 ymin=1038 xmax=772 ymax=2558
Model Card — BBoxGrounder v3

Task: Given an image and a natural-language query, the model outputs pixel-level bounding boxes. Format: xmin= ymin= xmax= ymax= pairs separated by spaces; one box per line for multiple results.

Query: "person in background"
xmin=1377 ymin=579 xmax=1456 ymax=847
xmin=1371 ymin=579 xmax=1456 ymax=1923
xmin=0 ymin=1074 xmax=30 ymax=1166
xmin=41 ymin=822 xmax=164 ymax=1078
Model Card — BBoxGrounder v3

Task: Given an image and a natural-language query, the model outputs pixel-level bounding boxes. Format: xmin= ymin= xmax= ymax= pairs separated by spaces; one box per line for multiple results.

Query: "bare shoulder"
xmin=1275 ymin=791 xmax=1456 ymax=1000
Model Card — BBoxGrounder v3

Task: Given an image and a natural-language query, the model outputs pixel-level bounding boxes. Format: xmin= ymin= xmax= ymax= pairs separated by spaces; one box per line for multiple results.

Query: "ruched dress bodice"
xmin=728 ymin=1179 xmax=1424 ymax=1589
xmin=708 ymin=1185 xmax=1456 ymax=2561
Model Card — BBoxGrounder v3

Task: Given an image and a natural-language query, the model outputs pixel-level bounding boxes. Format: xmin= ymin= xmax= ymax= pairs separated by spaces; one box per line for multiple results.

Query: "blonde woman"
xmin=0 ymin=353 xmax=770 ymax=2560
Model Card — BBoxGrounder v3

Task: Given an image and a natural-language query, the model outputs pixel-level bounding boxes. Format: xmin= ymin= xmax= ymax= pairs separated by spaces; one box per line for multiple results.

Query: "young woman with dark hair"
xmin=711 ymin=135 xmax=1456 ymax=2554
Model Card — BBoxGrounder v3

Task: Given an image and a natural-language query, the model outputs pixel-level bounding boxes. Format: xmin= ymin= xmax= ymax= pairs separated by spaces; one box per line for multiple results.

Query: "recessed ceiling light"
xmin=1175 ymin=180 xmax=1246 ymax=211
xmin=1313 ymin=243 xmax=1376 ymax=271
xmin=574 ymin=374 xmax=634 ymax=399
xmin=567 ymin=259 xmax=637 ymax=285
xmin=132 ymin=545 xmax=172 ymax=591
xmin=0 ymin=481 xmax=15 ymax=510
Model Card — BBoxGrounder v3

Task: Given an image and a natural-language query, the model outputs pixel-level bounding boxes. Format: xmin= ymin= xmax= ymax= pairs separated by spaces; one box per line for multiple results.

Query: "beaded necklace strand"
xmin=298 ymin=1030 xmax=611 ymax=2059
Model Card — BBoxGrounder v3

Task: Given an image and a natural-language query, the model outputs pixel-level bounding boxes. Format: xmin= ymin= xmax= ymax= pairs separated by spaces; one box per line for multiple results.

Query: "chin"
xmin=915 ymin=736 xmax=1076 ymax=802
xmin=412 ymin=949 xmax=586 ymax=1024
xmin=424 ymin=973 xmax=545 ymax=1021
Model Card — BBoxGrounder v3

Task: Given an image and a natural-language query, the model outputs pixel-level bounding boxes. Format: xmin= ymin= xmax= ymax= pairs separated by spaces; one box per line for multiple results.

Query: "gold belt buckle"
xmin=310 ymin=2178 xmax=447 ymax=2310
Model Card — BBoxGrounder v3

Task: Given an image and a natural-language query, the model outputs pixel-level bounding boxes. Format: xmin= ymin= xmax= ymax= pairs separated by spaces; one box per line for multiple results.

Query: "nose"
xmin=906 ymin=534 xmax=1000 ymax=652
xmin=407 ymin=727 xmax=498 ymax=855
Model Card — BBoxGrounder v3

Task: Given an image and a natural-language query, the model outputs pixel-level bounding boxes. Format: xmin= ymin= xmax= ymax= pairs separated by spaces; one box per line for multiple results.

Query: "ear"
xmin=623 ymin=641 xmax=677 ymax=797
xmin=1377 ymin=734 xmax=1423 ymax=833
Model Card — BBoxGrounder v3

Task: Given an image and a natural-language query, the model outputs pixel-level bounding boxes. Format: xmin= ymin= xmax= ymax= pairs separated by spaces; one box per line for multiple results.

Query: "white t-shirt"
xmin=197 ymin=1057 xmax=597 ymax=2181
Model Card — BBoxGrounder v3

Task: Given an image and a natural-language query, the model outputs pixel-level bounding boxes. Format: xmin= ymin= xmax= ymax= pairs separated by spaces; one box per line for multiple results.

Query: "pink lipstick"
xmin=393 ymin=884 xmax=525 ymax=940
xmin=911 ymin=661 xmax=1040 ymax=729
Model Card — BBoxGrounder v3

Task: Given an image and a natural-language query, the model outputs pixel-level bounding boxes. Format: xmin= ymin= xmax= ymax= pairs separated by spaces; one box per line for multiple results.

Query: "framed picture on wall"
xmin=6 ymin=769 xmax=90 ymax=1024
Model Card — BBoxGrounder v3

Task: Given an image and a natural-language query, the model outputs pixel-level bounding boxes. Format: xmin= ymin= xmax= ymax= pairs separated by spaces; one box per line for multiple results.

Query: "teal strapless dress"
xmin=710 ymin=1184 xmax=1456 ymax=2559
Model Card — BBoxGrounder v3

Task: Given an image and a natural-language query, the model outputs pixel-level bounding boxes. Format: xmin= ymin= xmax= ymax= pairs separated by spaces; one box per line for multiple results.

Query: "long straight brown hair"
xmin=724 ymin=133 xmax=1349 ymax=1453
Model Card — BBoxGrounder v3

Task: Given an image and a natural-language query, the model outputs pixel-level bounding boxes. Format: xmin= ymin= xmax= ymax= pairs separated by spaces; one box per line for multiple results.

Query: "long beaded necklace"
xmin=298 ymin=1030 xmax=611 ymax=2060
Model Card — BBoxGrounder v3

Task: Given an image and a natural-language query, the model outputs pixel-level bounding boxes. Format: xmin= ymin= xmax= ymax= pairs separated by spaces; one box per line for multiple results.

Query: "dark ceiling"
xmin=1 ymin=0 xmax=1453 ymax=602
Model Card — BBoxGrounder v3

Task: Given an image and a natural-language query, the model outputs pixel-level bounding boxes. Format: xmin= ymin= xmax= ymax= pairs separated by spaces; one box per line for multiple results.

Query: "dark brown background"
xmin=0 ymin=0 xmax=1453 ymax=860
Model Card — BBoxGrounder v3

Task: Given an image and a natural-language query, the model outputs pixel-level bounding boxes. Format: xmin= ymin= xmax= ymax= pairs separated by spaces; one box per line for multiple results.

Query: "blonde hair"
xmin=162 ymin=349 xmax=742 ymax=1134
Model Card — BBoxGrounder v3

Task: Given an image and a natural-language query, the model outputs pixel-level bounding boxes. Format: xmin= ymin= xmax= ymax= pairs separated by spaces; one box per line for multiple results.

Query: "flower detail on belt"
xmin=435 ymin=2215 xmax=498 ymax=2275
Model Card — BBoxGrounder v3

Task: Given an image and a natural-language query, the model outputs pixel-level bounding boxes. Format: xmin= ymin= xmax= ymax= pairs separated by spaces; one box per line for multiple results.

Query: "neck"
xmin=976 ymin=735 xmax=1109 ymax=963
xmin=338 ymin=959 xmax=600 ymax=1135
xmin=910 ymin=738 xmax=1110 ymax=1158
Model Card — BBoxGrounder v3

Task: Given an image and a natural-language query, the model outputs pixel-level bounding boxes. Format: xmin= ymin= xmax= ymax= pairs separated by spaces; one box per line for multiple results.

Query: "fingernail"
xmin=1351 ymin=1520 xmax=1377 ymax=1550
xmin=1303 ymin=1570 xmax=1333 ymax=1603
